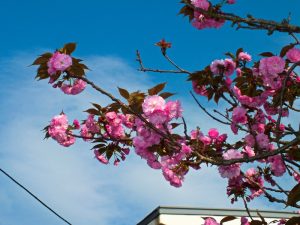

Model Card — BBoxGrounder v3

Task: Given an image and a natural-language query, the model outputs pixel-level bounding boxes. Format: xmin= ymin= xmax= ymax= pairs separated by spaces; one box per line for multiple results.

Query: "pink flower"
xmin=245 ymin=168 xmax=264 ymax=198
xmin=94 ymin=150 xmax=108 ymax=164
xmin=122 ymin=114 xmax=134 ymax=128
xmin=219 ymin=149 xmax=242 ymax=179
xmin=85 ymin=114 xmax=100 ymax=133
xmin=165 ymin=100 xmax=183 ymax=120
xmin=223 ymin=149 xmax=243 ymax=160
xmin=48 ymin=114 xmax=75 ymax=147
xmin=80 ymin=124 xmax=93 ymax=141
xmin=47 ymin=52 xmax=72 ymax=75
xmin=216 ymin=133 xmax=228 ymax=143
xmin=286 ymin=47 xmax=300 ymax=63
xmin=227 ymin=0 xmax=236 ymax=4
xmin=224 ymin=59 xmax=236 ymax=76
xmin=190 ymin=129 xmax=202 ymax=140
xmin=192 ymin=11 xmax=225 ymax=30
xmin=142 ymin=95 xmax=165 ymax=116
xmin=238 ymin=52 xmax=252 ymax=62
xmin=210 ymin=59 xmax=224 ymax=75
xmin=259 ymin=56 xmax=285 ymax=76
xmin=192 ymin=81 xmax=208 ymax=96
xmin=191 ymin=0 xmax=209 ymax=10
xmin=256 ymin=133 xmax=269 ymax=149
xmin=241 ymin=217 xmax=250 ymax=225
xmin=73 ymin=119 xmax=80 ymax=129
xmin=208 ymin=128 xmax=219 ymax=139
xmin=232 ymin=106 xmax=247 ymax=124
xmin=293 ymin=172 xmax=300 ymax=183
xmin=243 ymin=146 xmax=255 ymax=157
xmin=204 ymin=217 xmax=220 ymax=225
xmin=199 ymin=135 xmax=212 ymax=145
xmin=211 ymin=59 xmax=235 ymax=76
xmin=236 ymin=68 xmax=242 ymax=77
xmin=244 ymin=134 xmax=255 ymax=147
xmin=60 ymin=79 xmax=86 ymax=95
xmin=268 ymin=155 xmax=286 ymax=177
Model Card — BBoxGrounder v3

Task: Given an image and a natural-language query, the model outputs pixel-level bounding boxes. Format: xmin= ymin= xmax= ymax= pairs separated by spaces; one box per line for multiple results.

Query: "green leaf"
xmin=118 ymin=87 xmax=130 ymax=99
xmin=148 ymin=82 xmax=166 ymax=95
xmin=287 ymin=183 xmax=300 ymax=206
xmin=220 ymin=216 xmax=236 ymax=224
xmin=63 ymin=43 xmax=77 ymax=55
xmin=286 ymin=217 xmax=300 ymax=225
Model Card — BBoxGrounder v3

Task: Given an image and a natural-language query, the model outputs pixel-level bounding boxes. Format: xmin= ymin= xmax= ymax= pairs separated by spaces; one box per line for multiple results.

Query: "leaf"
xmin=92 ymin=144 xmax=106 ymax=149
xmin=118 ymin=87 xmax=130 ymax=99
xmin=92 ymin=103 xmax=102 ymax=111
xmin=85 ymin=108 xmax=100 ymax=115
xmin=148 ymin=82 xmax=166 ymax=95
xmin=220 ymin=216 xmax=236 ymax=224
xmin=63 ymin=43 xmax=77 ymax=55
xmin=286 ymin=217 xmax=300 ymax=225
xmin=280 ymin=44 xmax=296 ymax=57
xmin=288 ymin=147 xmax=300 ymax=161
xmin=170 ymin=123 xmax=181 ymax=129
xmin=225 ymin=52 xmax=235 ymax=59
xmin=250 ymin=220 xmax=263 ymax=225
xmin=259 ymin=52 xmax=274 ymax=57
xmin=32 ymin=54 xmax=51 ymax=65
xmin=159 ymin=92 xmax=175 ymax=99
xmin=178 ymin=5 xmax=194 ymax=21
xmin=236 ymin=47 xmax=244 ymax=58
xmin=287 ymin=183 xmax=300 ymax=206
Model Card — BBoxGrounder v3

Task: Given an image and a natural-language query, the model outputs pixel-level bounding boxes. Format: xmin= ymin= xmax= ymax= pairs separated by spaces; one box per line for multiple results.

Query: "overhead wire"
xmin=0 ymin=168 xmax=72 ymax=225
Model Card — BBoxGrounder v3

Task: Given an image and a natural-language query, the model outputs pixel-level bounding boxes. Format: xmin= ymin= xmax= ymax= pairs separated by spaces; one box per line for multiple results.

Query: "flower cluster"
xmin=133 ymin=95 xmax=186 ymax=186
xmin=48 ymin=114 xmax=76 ymax=147
xmin=191 ymin=0 xmax=225 ymax=30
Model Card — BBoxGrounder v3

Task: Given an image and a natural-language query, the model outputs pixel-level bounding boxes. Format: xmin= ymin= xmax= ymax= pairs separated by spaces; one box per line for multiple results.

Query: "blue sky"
xmin=0 ymin=1 xmax=300 ymax=225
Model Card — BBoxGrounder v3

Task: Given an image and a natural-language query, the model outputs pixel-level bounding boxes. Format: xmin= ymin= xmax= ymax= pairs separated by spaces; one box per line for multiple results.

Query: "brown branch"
xmin=182 ymin=0 xmax=300 ymax=34
xmin=163 ymin=53 xmax=191 ymax=74
xmin=243 ymin=197 xmax=253 ymax=221
xmin=182 ymin=117 xmax=190 ymax=140
xmin=276 ymin=61 xmax=300 ymax=132
xmin=69 ymin=74 xmax=179 ymax=147
xmin=190 ymin=91 xmax=231 ymax=125
xmin=191 ymin=136 xmax=300 ymax=166
xmin=136 ymin=50 xmax=190 ymax=75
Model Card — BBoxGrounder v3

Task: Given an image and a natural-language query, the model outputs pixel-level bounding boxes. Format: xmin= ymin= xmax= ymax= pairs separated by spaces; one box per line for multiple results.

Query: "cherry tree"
xmin=32 ymin=0 xmax=300 ymax=224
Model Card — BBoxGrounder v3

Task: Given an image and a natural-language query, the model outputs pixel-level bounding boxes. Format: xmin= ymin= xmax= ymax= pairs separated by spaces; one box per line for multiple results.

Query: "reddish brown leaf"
xmin=148 ymin=83 xmax=166 ymax=95
xmin=220 ymin=216 xmax=236 ymax=224
xmin=118 ymin=87 xmax=130 ymax=99
xmin=287 ymin=183 xmax=300 ymax=206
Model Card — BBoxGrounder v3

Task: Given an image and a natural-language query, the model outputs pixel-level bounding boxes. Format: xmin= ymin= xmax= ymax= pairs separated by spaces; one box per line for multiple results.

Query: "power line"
xmin=0 ymin=168 xmax=72 ymax=225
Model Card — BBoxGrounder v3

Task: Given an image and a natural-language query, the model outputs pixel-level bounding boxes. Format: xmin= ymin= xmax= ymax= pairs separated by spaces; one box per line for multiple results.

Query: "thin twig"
xmin=136 ymin=50 xmax=190 ymax=75
xmin=190 ymin=91 xmax=231 ymax=125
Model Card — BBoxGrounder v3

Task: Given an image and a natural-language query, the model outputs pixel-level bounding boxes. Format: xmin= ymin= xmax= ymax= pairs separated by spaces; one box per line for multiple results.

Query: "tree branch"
xmin=182 ymin=0 xmax=300 ymax=34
